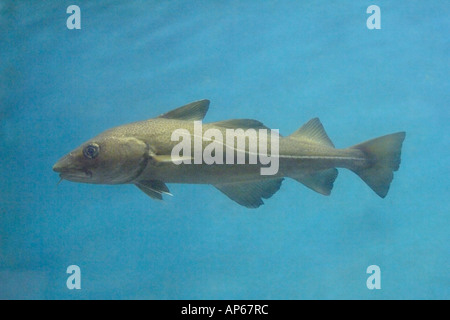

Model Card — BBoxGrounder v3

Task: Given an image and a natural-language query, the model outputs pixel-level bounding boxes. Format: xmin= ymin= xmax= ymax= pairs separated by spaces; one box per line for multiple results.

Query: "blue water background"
xmin=0 ymin=1 xmax=448 ymax=299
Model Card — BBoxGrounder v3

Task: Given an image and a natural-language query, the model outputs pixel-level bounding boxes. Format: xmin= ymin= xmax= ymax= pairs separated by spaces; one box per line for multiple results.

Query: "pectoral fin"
xmin=214 ymin=178 xmax=284 ymax=208
xmin=148 ymin=148 xmax=192 ymax=165
xmin=136 ymin=180 xmax=172 ymax=200
xmin=149 ymin=154 xmax=193 ymax=165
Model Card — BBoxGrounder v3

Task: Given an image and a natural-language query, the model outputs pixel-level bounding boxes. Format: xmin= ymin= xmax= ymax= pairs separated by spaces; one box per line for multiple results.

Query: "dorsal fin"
xmin=289 ymin=118 xmax=334 ymax=147
xmin=211 ymin=119 xmax=270 ymax=130
xmin=158 ymin=100 xmax=210 ymax=121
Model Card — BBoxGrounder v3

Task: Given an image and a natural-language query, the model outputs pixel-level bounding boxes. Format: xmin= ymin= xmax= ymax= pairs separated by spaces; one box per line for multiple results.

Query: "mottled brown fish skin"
xmin=53 ymin=100 xmax=405 ymax=207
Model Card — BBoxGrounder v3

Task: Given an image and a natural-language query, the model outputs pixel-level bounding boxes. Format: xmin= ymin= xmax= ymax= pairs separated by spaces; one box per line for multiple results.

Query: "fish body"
xmin=53 ymin=100 xmax=405 ymax=208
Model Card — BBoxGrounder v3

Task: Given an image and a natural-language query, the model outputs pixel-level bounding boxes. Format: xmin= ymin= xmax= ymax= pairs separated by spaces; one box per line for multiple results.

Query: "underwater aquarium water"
xmin=0 ymin=1 xmax=448 ymax=299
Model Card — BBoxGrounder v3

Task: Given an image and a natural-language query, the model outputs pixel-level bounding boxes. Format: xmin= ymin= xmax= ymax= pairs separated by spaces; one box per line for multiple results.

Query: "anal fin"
xmin=214 ymin=178 xmax=284 ymax=208
xmin=291 ymin=168 xmax=338 ymax=195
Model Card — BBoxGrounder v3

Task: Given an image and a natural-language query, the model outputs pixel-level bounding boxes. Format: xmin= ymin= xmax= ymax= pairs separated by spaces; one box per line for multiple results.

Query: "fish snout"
xmin=52 ymin=153 xmax=94 ymax=183
xmin=52 ymin=161 xmax=63 ymax=172
xmin=53 ymin=155 xmax=70 ymax=172
xmin=53 ymin=153 xmax=78 ymax=173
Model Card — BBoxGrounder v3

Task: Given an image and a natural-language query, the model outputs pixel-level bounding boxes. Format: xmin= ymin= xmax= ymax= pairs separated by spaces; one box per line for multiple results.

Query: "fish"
xmin=53 ymin=99 xmax=406 ymax=208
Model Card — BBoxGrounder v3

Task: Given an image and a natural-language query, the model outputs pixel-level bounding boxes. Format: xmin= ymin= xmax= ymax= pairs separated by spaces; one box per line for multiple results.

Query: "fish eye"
xmin=83 ymin=144 xmax=99 ymax=159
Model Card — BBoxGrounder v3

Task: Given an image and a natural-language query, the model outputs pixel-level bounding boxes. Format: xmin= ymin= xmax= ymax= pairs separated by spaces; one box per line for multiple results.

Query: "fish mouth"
xmin=54 ymin=168 xmax=92 ymax=183
xmin=58 ymin=170 xmax=92 ymax=180
xmin=53 ymin=156 xmax=92 ymax=182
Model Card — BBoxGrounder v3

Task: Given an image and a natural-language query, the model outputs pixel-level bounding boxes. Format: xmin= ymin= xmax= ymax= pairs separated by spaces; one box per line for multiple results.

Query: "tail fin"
xmin=350 ymin=132 xmax=406 ymax=198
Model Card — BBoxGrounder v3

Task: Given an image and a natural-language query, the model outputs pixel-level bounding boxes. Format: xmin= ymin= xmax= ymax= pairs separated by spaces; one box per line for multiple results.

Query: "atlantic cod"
xmin=53 ymin=100 xmax=405 ymax=208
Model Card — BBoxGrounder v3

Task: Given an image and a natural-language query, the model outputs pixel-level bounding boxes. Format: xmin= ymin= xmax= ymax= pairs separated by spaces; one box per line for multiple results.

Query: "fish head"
xmin=53 ymin=134 xmax=149 ymax=184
